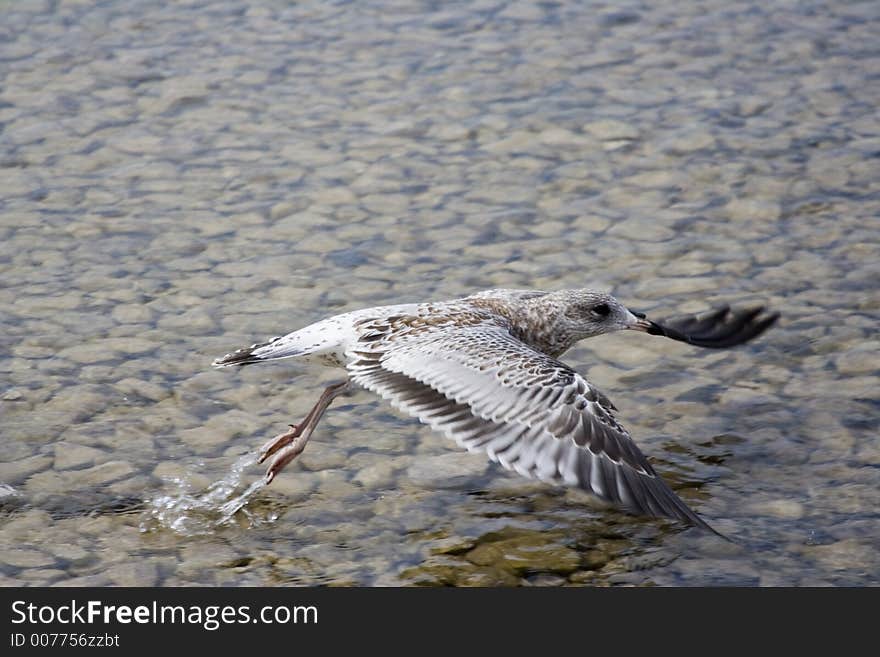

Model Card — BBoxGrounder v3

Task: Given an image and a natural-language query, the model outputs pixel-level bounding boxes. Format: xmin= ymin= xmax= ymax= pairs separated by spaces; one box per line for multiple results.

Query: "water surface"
xmin=1 ymin=0 xmax=878 ymax=586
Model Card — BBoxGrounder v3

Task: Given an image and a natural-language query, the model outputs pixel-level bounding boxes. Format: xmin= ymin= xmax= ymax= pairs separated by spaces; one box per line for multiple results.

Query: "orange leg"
xmin=259 ymin=380 xmax=351 ymax=483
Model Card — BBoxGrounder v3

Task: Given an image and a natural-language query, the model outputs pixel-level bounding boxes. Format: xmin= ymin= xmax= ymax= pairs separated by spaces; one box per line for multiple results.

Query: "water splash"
xmin=0 ymin=483 xmax=21 ymax=500
xmin=0 ymin=483 xmax=23 ymax=513
xmin=141 ymin=452 xmax=276 ymax=535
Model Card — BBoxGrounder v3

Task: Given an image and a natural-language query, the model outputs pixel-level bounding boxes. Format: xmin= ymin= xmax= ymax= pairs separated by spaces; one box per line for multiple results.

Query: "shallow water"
xmin=1 ymin=0 xmax=878 ymax=586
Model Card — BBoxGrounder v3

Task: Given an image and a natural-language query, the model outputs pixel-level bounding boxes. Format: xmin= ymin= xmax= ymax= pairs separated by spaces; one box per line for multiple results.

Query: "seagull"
xmin=212 ymin=289 xmax=778 ymax=535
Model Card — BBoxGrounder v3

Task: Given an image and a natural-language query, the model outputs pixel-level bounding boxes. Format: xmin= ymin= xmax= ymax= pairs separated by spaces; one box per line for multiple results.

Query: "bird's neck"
xmin=468 ymin=295 xmax=577 ymax=358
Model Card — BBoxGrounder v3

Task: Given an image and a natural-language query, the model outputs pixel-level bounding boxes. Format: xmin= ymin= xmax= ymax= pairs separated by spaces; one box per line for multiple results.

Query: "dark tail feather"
xmin=212 ymin=336 xmax=281 ymax=367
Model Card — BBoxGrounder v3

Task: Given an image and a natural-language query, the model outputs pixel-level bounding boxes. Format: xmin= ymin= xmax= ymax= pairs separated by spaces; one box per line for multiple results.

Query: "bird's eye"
xmin=591 ymin=303 xmax=611 ymax=317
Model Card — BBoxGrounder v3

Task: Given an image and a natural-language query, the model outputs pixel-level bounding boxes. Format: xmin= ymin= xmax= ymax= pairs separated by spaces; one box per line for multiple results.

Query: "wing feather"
xmin=347 ymin=320 xmax=719 ymax=534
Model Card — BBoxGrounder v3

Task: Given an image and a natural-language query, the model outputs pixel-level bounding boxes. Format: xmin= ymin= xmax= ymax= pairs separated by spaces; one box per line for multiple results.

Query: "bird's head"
xmin=553 ymin=290 xmax=652 ymax=341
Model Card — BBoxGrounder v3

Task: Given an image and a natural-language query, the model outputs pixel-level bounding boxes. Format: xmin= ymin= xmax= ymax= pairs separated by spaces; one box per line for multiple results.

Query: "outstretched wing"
xmin=346 ymin=320 xmax=718 ymax=534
